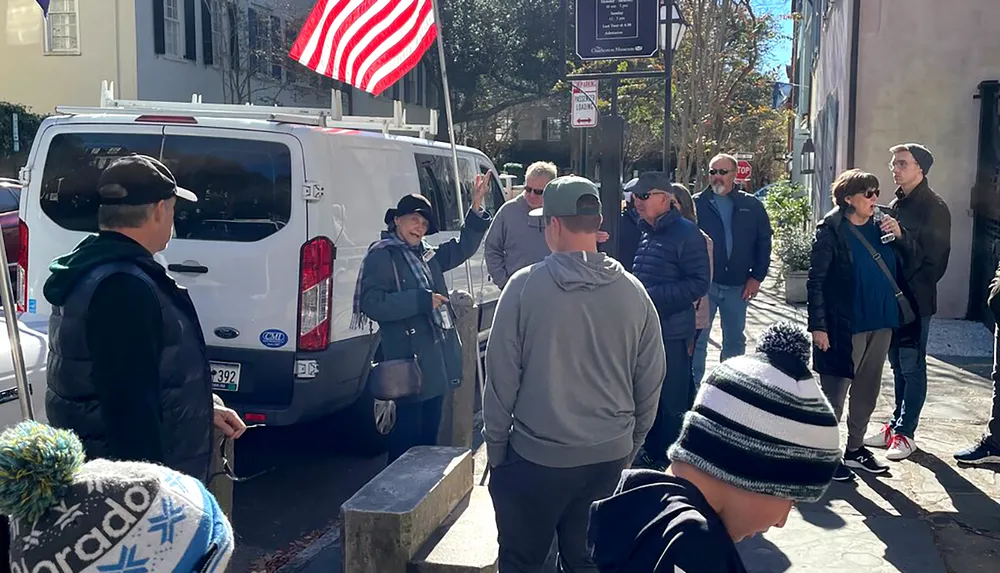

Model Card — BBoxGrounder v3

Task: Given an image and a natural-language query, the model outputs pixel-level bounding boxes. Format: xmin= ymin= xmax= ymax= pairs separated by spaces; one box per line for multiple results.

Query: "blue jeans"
xmin=692 ymin=283 xmax=749 ymax=386
xmin=888 ymin=317 xmax=931 ymax=438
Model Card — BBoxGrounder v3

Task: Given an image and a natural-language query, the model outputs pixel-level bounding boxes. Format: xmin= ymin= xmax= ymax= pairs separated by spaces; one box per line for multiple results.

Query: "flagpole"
xmin=431 ymin=0 xmax=474 ymax=293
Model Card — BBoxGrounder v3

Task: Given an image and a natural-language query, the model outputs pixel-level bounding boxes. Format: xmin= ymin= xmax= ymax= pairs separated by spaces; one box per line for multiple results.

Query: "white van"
xmin=16 ymin=87 xmax=505 ymax=453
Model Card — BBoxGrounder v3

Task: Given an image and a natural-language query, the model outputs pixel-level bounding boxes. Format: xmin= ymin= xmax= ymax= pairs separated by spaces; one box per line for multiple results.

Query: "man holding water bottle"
xmin=864 ymin=143 xmax=952 ymax=462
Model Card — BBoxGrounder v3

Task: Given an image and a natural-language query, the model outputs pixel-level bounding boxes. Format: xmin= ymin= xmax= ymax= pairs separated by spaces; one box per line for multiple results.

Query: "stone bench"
xmin=340 ymin=446 xmax=473 ymax=573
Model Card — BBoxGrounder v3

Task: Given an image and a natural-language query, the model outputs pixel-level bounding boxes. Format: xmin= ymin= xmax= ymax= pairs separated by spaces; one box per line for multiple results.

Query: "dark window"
xmin=40 ymin=132 xmax=292 ymax=243
xmin=414 ymin=153 xmax=460 ymax=231
xmin=163 ymin=136 xmax=292 ymax=242
xmin=0 ymin=188 xmax=20 ymax=213
xmin=40 ymin=133 xmax=163 ymax=232
xmin=478 ymin=163 xmax=504 ymax=214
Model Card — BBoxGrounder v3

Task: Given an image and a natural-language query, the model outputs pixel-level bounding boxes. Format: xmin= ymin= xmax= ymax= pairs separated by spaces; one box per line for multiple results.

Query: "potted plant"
xmin=776 ymin=228 xmax=812 ymax=304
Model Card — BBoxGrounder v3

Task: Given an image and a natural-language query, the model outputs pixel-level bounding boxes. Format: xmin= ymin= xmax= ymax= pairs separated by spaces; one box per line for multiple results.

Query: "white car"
xmin=0 ymin=311 xmax=47 ymax=431
xmin=16 ymin=86 xmax=505 ymax=453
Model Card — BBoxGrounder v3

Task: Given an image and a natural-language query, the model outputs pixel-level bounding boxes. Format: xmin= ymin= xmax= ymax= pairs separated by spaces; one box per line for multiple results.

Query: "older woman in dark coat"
xmin=808 ymin=169 xmax=918 ymax=483
xmin=353 ymin=179 xmax=491 ymax=462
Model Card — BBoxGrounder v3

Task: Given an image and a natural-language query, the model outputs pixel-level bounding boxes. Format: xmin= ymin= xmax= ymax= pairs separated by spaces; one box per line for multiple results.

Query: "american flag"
xmin=36 ymin=0 xmax=49 ymax=16
xmin=289 ymin=0 xmax=437 ymax=97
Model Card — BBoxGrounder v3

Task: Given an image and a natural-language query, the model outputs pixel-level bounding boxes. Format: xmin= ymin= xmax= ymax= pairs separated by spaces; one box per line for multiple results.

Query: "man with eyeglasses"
xmin=692 ymin=154 xmax=773 ymax=386
xmin=864 ymin=143 xmax=951 ymax=462
xmin=484 ymin=161 xmax=557 ymax=288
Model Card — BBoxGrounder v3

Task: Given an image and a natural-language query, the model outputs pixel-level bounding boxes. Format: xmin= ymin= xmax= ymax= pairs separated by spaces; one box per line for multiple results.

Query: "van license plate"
xmin=210 ymin=362 xmax=241 ymax=392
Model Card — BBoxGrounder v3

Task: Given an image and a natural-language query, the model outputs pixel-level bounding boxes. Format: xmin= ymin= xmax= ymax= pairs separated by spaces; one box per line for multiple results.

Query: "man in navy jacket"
xmin=630 ymin=172 xmax=710 ymax=465
xmin=692 ymin=154 xmax=773 ymax=385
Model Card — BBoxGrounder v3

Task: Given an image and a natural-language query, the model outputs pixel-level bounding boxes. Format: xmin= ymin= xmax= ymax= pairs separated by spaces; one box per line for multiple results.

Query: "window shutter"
xmin=202 ymin=0 xmax=213 ymax=65
xmin=184 ymin=0 xmax=197 ymax=60
xmin=153 ymin=0 xmax=165 ymax=55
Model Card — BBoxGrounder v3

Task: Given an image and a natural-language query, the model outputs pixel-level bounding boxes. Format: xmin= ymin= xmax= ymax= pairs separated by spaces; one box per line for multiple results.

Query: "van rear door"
xmin=158 ymin=126 xmax=306 ymax=408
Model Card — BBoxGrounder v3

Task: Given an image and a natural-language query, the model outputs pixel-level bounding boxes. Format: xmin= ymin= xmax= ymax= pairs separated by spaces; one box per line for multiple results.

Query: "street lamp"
xmin=661 ymin=1 xmax=688 ymax=173
xmin=801 ymin=137 xmax=816 ymax=175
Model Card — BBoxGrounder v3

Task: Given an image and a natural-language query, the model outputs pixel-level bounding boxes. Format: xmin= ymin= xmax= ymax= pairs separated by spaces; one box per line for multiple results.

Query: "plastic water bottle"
xmin=872 ymin=207 xmax=895 ymax=244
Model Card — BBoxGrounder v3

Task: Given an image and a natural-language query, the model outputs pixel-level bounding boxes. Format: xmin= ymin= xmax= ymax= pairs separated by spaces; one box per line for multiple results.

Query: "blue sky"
xmin=753 ymin=0 xmax=793 ymax=79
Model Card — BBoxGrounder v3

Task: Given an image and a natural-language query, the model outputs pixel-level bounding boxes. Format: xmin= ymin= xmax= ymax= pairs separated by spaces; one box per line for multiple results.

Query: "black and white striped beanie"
xmin=667 ymin=322 xmax=841 ymax=503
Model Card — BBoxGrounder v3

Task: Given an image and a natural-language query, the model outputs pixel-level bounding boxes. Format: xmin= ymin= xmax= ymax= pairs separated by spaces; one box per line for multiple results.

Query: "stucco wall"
xmin=808 ymin=0 xmax=854 ymax=218
xmin=853 ymin=0 xmax=1000 ymax=318
xmin=0 ymin=0 xmax=138 ymax=112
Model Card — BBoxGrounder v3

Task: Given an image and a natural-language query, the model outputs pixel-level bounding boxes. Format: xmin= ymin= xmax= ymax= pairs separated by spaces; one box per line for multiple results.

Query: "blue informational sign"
xmin=576 ymin=0 xmax=659 ymax=61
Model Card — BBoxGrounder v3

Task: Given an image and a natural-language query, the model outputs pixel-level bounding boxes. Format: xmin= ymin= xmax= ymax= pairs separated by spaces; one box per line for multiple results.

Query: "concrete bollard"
xmin=438 ymin=289 xmax=477 ymax=449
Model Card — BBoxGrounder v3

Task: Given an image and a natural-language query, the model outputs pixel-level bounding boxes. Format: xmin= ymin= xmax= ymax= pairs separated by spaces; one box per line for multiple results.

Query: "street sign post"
xmin=734 ymin=152 xmax=754 ymax=160
xmin=571 ymin=80 xmax=599 ymax=128
xmin=736 ymin=160 xmax=752 ymax=182
xmin=576 ymin=0 xmax=659 ymax=61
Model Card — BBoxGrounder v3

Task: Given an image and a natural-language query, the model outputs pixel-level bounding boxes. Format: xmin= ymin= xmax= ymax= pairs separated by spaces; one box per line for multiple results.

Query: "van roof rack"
xmin=54 ymin=80 xmax=438 ymax=139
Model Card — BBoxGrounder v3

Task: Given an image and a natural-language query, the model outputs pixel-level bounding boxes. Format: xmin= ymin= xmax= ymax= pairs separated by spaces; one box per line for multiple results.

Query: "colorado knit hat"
xmin=667 ymin=322 xmax=841 ymax=503
xmin=0 ymin=421 xmax=233 ymax=573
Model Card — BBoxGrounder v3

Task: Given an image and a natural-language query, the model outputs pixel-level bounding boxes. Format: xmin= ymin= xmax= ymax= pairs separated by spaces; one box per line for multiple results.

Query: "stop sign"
xmin=736 ymin=160 xmax=752 ymax=182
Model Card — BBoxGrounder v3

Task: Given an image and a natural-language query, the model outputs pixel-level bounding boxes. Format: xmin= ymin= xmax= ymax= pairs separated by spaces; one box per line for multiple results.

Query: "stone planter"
xmin=784 ymin=270 xmax=808 ymax=304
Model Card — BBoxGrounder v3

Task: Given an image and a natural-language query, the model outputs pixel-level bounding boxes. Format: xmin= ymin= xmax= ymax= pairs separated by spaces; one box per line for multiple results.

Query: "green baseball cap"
xmin=528 ymin=176 xmax=602 ymax=217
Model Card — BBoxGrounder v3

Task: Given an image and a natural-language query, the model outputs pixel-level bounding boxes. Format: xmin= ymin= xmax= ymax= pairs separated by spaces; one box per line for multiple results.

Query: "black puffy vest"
xmin=45 ymin=260 xmax=214 ymax=483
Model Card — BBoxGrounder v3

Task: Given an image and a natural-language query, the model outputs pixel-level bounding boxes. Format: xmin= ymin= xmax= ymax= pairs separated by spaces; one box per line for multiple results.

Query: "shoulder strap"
xmin=385 ymin=249 xmax=418 ymax=356
xmin=845 ymin=223 xmax=903 ymax=297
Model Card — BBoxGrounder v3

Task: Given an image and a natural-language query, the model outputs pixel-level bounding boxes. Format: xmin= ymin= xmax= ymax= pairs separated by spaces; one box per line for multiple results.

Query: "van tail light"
xmin=15 ymin=219 xmax=27 ymax=313
xmin=297 ymin=236 xmax=334 ymax=351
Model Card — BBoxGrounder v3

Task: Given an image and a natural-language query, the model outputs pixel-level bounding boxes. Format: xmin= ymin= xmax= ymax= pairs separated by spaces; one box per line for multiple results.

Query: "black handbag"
xmin=368 ymin=256 xmax=424 ymax=401
xmin=845 ymin=223 xmax=918 ymax=326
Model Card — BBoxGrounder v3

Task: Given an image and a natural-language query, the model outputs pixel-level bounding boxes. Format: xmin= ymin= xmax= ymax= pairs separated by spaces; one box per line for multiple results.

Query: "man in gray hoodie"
xmin=483 ymin=176 xmax=667 ymax=573
xmin=483 ymin=161 xmax=557 ymax=288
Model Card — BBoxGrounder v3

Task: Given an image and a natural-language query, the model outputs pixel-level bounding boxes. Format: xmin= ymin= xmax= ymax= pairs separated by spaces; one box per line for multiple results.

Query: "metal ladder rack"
xmin=54 ymin=80 xmax=439 ymax=139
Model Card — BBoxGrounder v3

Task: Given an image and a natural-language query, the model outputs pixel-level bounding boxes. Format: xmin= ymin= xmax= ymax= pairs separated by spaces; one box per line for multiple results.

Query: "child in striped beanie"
xmin=0 ymin=421 xmax=233 ymax=573
xmin=589 ymin=322 xmax=841 ymax=573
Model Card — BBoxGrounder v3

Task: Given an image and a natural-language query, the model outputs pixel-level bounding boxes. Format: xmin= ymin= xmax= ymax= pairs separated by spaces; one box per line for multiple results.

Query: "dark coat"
xmin=618 ymin=203 xmax=642 ymax=273
xmin=807 ymin=207 xmax=919 ymax=379
xmin=359 ymin=209 xmax=491 ymax=402
xmin=889 ymin=178 xmax=951 ymax=317
xmin=46 ymin=259 xmax=215 ymax=482
xmin=693 ymin=188 xmax=772 ymax=286
xmin=632 ymin=209 xmax=711 ymax=341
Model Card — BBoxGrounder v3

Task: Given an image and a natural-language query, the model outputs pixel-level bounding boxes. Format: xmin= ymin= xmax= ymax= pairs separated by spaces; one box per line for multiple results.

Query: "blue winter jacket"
xmin=632 ymin=209 xmax=711 ymax=341
xmin=693 ymin=188 xmax=772 ymax=287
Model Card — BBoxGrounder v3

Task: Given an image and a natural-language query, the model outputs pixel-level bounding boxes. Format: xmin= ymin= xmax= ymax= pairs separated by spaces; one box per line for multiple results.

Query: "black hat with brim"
xmin=385 ymin=194 xmax=439 ymax=235
xmin=97 ymin=154 xmax=198 ymax=205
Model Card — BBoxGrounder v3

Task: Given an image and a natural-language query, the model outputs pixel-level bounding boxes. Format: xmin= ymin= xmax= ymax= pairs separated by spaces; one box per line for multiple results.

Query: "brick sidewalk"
xmin=473 ymin=274 xmax=1000 ymax=573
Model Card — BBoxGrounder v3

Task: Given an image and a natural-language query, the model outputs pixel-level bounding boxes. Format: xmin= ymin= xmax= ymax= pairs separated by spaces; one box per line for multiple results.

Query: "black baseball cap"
xmin=385 ymin=194 xmax=439 ymax=235
xmin=630 ymin=171 xmax=673 ymax=197
xmin=97 ymin=154 xmax=198 ymax=205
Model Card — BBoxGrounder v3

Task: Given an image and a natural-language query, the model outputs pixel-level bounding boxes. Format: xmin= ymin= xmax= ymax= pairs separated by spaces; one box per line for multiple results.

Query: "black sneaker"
xmin=832 ymin=463 xmax=856 ymax=482
xmin=843 ymin=446 xmax=889 ymax=475
xmin=955 ymin=437 xmax=1000 ymax=465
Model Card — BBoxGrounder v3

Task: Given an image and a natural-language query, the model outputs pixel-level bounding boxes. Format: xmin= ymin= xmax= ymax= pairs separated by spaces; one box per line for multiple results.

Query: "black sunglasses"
xmin=709 ymin=169 xmax=731 ymax=176
xmin=856 ymin=188 xmax=880 ymax=199
xmin=633 ymin=190 xmax=667 ymax=201
xmin=525 ymin=186 xmax=544 ymax=196
xmin=208 ymin=424 xmax=272 ymax=483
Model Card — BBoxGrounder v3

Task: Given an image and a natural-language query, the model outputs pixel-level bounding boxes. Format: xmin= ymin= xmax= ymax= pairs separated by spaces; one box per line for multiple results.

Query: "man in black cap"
xmin=42 ymin=154 xmax=246 ymax=483
xmin=864 ymin=143 xmax=951 ymax=462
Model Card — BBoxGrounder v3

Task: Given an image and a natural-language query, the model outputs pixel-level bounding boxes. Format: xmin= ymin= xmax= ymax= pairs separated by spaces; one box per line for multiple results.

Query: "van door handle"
xmin=168 ymin=263 xmax=209 ymax=274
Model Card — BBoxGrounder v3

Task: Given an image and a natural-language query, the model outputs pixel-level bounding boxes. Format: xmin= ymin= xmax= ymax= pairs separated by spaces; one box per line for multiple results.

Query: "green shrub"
xmin=762 ymin=180 xmax=810 ymax=232
xmin=776 ymin=228 xmax=813 ymax=272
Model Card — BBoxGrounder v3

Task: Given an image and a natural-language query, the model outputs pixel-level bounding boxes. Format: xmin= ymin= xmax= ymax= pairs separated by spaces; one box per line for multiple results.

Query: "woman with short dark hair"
xmin=807 ymin=168 xmax=917 ymax=482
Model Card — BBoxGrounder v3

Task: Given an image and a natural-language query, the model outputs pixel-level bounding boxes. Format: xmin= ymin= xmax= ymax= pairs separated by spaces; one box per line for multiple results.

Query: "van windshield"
xmin=39 ymin=132 xmax=292 ymax=243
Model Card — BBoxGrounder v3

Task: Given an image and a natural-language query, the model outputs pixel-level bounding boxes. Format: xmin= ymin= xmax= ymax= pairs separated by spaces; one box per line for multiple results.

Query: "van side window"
xmin=38 ymin=132 xmax=292 ymax=243
xmin=478 ymin=163 xmax=505 ymax=213
xmin=40 ymin=133 xmax=163 ymax=232
xmin=162 ymin=135 xmax=292 ymax=242
xmin=414 ymin=153 xmax=461 ymax=231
